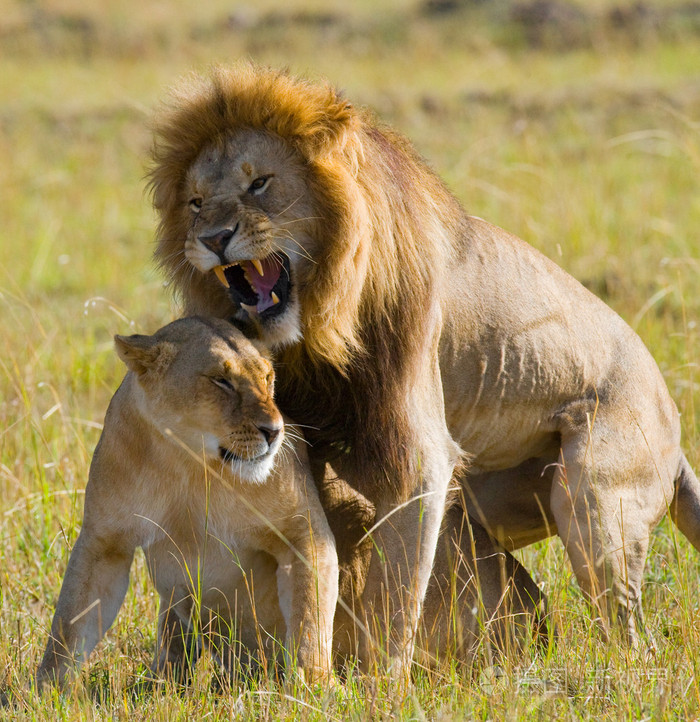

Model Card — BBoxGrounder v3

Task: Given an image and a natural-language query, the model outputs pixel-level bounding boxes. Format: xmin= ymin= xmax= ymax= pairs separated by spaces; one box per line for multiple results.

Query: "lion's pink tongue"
xmin=242 ymin=257 xmax=282 ymax=313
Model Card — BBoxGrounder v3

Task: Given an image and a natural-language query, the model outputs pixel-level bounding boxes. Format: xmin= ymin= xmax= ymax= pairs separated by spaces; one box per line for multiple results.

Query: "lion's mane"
xmin=149 ymin=64 xmax=466 ymax=498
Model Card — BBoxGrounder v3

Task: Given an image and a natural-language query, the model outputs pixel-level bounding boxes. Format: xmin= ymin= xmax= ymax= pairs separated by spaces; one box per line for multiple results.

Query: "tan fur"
xmin=148 ymin=64 xmax=700 ymax=667
xmin=35 ymin=317 xmax=338 ymax=688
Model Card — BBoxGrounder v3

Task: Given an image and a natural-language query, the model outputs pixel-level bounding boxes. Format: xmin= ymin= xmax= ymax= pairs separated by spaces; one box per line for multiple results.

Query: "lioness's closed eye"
xmin=36 ymin=316 xmax=338 ymax=690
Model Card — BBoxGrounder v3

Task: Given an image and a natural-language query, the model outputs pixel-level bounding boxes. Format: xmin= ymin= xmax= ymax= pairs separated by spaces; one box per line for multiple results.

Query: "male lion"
xmin=36 ymin=317 xmax=338 ymax=688
xmin=148 ymin=64 xmax=700 ymax=671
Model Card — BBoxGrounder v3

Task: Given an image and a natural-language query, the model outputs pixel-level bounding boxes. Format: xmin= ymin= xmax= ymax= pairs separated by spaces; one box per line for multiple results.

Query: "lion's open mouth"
xmin=212 ymin=253 xmax=291 ymax=320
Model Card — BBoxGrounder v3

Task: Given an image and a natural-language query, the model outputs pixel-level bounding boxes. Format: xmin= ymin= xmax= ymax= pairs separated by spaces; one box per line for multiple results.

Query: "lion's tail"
xmin=670 ymin=454 xmax=700 ymax=551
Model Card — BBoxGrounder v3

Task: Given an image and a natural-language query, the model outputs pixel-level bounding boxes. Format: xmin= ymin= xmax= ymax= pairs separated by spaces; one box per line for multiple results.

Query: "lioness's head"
xmin=114 ymin=316 xmax=283 ymax=484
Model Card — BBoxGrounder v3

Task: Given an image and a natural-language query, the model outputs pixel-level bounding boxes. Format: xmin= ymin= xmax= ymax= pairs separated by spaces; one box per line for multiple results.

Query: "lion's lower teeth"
xmin=241 ymin=303 xmax=257 ymax=315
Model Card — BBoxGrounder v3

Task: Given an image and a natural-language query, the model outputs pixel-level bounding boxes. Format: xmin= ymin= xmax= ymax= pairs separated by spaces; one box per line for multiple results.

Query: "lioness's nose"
xmin=258 ymin=425 xmax=282 ymax=446
xmin=198 ymin=224 xmax=239 ymax=258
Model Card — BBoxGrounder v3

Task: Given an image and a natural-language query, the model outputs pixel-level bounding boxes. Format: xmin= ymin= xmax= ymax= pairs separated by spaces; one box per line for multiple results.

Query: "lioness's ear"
xmin=114 ymin=334 xmax=177 ymax=376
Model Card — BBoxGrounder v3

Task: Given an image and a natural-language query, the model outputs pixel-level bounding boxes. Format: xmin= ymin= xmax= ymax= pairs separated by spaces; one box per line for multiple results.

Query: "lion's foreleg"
xmin=357 ymin=383 xmax=460 ymax=678
xmin=36 ymin=531 xmax=134 ymax=689
xmin=418 ymin=507 xmax=550 ymax=663
xmin=360 ymin=491 xmax=449 ymax=675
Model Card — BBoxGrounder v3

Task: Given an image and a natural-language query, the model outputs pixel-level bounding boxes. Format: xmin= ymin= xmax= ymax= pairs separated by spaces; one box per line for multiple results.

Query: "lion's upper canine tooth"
xmin=271 ymin=292 xmax=280 ymax=305
xmin=251 ymin=259 xmax=264 ymax=276
xmin=213 ymin=265 xmax=230 ymax=288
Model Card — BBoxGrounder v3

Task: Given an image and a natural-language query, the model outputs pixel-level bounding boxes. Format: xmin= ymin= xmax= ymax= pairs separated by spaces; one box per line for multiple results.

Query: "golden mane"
xmin=149 ymin=63 xmax=464 ymax=497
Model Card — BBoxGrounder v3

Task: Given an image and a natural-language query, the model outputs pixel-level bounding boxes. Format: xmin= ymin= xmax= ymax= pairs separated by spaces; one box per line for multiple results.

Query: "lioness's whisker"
xmin=283 ymin=430 xmax=310 ymax=447
xmin=280 ymin=438 xmax=302 ymax=466
xmin=285 ymin=422 xmax=320 ymax=432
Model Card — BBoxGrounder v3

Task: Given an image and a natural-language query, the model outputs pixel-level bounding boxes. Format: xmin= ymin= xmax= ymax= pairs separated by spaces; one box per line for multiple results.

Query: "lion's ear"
xmin=299 ymin=95 xmax=358 ymax=159
xmin=114 ymin=334 xmax=177 ymax=376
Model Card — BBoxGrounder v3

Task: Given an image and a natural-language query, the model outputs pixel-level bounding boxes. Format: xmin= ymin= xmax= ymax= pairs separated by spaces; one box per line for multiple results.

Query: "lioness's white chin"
xmin=222 ymin=456 xmax=276 ymax=485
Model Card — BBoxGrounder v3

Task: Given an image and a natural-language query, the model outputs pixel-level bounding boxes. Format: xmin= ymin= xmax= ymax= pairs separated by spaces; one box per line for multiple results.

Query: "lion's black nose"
xmin=258 ymin=425 xmax=281 ymax=446
xmin=198 ymin=224 xmax=239 ymax=259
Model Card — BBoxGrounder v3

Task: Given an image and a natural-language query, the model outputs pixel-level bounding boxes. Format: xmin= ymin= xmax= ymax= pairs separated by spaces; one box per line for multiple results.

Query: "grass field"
xmin=1 ymin=0 xmax=700 ymax=718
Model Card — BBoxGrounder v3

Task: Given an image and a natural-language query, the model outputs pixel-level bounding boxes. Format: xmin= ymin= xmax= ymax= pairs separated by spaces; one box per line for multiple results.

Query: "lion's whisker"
xmin=162 ymin=251 xmax=196 ymax=281
xmin=276 ymin=215 xmax=322 ymax=226
xmin=271 ymin=234 xmax=316 ymax=266
xmin=158 ymin=245 xmax=185 ymax=260
xmin=269 ymin=250 xmax=294 ymax=284
xmin=271 ymin=194 xmax=304 ymax=219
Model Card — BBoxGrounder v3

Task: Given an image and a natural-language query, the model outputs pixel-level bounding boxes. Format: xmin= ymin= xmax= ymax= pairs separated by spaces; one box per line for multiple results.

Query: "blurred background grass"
xmin=1 ymin=0 xmax=699 ymax=718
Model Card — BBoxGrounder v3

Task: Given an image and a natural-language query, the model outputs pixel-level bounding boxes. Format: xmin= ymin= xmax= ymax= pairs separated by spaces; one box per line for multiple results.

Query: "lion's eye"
xmin=211 ymin=376 xmax=235 ymax=392
xmin=189 ymin=197 xmax=203 ymax=213
xmin=248 ymin=176 xmax=272 ymax=194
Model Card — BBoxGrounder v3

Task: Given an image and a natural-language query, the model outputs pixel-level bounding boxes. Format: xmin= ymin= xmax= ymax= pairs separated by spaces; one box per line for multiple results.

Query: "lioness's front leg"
xmin=36 ymin=531 xmax=134 ymax=689
xmin=275 ymin=505 xmax=338 ymax=683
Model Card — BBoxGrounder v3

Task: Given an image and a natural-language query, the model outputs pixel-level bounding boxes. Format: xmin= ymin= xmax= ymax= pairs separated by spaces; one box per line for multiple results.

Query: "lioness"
xmin=148 ymin=64 xmax=700 ymax=670
xmin=36 ymin=317 xmax=338 ymax=688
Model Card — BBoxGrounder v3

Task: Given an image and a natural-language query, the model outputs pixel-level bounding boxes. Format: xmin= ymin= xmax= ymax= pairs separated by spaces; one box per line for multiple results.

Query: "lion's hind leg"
xmin=550 ymin=410 xmax=675 ymax=645
xmin=670 ymin=454 xmax=700 ymax=551
xmin=418 ymin=507 xmax=549 ymax=666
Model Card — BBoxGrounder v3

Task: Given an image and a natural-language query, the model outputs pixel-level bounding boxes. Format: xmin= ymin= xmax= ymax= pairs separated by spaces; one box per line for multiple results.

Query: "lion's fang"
xmin=251 ymin=259 xmax=264 ymax=276
xmin=240 ymin=303 xmax=258 ymax=315
xmin=271 ymin=292 xmax=280 ymax=305
xmin=213 ymin=265 xmax=230 ymax=288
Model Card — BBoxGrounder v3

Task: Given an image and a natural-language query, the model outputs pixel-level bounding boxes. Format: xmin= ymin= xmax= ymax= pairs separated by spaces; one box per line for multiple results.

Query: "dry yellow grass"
xmin=1 ymin=0 xmax=699 ymax=718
